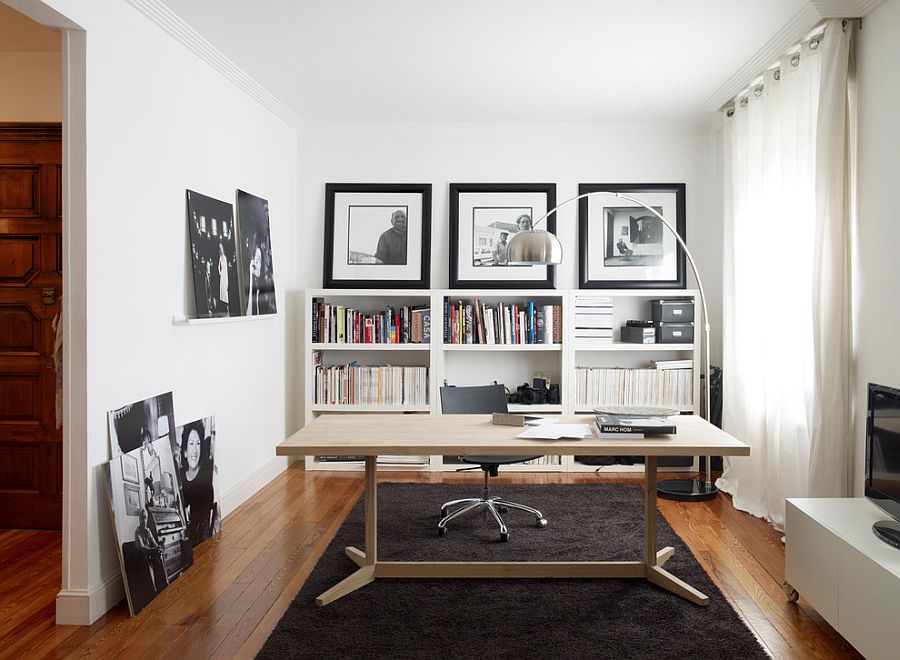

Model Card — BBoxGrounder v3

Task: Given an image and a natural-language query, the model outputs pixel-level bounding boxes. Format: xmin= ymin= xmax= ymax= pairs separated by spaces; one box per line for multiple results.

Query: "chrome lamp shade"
xmin=506 ymin=230 xmax=563 ymax=265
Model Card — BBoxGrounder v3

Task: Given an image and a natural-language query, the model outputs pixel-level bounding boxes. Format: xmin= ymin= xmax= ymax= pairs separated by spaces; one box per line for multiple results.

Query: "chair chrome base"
xmin=437 ymin=471 xmax=548 ymax=542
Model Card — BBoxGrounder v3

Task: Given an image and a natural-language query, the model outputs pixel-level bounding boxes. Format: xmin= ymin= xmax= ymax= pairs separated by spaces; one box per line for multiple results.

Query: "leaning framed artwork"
xmin=578 ymin=183 xmax=686 ymax=289
xmin=449 ymin=183 xmax=556 ymax=289
xmin=324 ymin=183 xmax=431 ymax=289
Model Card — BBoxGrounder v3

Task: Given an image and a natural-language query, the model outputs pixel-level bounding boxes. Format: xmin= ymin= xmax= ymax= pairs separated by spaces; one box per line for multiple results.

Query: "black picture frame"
xmin=578 ymin=183 xmax=686 ymax=289
xmin=323 ymin=183 xmax=431 ymax=289
xmin=449 ymin=183 xmax=557 ymax=289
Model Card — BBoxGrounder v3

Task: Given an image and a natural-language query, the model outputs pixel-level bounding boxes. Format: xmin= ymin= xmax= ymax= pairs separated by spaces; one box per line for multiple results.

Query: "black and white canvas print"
xmin=324 ymin=183 xmax=431 ymax=289
xmin=108 ymin=391 xmax=175 ymax=459
xmin=578 ymin=183 xmax=686 ymax=289
xmin=104 ymin=437 xmax=193 ymax=616
xmin=236 ymin=190 xmax=277 ymax=316
xmin=450 ymin=183 xmax=556 ymax=289
xmin=187 ymin=190 xmax=241 ymax=318
xmin=603 ymin=206 xmax=665 ymax=266
xmin=471 ymin=207 xmax=533 ymax=266
xmin=347 ymin=206 xmax=408 ymax=265
xmin=171 ymin=417 xmax=221 ymax=548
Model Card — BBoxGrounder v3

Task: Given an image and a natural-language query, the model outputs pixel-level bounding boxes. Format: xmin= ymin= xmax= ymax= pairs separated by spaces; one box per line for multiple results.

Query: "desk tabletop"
xmin=277 ymin=414 xmax=749 ymax=458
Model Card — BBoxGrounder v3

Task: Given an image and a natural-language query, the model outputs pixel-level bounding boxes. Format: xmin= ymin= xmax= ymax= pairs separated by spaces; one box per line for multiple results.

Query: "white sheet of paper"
xmin=517 ymin=423 xmax=591 ymax=439
xmin=524 ymin=417 xmax=559 ymax=426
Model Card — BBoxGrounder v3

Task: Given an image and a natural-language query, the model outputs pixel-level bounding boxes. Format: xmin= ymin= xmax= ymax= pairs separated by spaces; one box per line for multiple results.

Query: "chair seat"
xmin=461 ymin=455 xmax=541 ymax=466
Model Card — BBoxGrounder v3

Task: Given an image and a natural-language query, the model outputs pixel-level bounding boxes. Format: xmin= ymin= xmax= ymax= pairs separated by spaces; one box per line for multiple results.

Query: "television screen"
xmin=866 ymin=383 xmax=900 ymax=522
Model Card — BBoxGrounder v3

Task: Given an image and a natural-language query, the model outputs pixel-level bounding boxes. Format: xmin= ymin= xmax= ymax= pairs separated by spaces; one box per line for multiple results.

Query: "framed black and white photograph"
xmin=104 ymin=437 xmax=193 ymax=616
xmin=108 ymin=391 xmax=176 ymax=459
xmin=171 ymin=417 xmax=221 ymax=548
xmin=449 ymin=183 xmax=556 ymax=289
xmin=578 ymin=183 xmax=686 ymax=289
xmin=324 ymin=183 xmax=431 ymax=289
xmin=236 ymin=190 xmax=277 ymax=316
xmin=187 ymin=190 xmax=241 ymax=318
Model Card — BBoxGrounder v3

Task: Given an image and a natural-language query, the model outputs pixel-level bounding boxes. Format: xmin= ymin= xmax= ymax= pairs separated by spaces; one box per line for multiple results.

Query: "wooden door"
xmin=0 ymin=124 xmax=62 ymax=529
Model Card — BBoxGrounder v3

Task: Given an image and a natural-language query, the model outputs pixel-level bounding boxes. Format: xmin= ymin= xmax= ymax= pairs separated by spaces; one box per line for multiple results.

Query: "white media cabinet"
xmin=785 ymin=498 xmax=900 ymax=660
xmin=303 ymin=288 xmax=702 ymax=473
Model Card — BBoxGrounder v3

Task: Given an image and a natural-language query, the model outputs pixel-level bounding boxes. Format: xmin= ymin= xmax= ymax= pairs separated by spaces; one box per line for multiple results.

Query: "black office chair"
xmin=438 ymin=384 xmax=548 ymax=542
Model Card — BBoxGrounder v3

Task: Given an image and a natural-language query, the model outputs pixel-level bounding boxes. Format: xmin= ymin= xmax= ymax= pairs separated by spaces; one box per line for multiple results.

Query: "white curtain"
xmin=719 ymin=18 xmax=855 ymax=528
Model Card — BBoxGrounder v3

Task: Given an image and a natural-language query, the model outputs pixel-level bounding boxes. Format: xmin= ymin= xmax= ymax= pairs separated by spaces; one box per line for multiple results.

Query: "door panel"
xmin=0 ymin=123 xmax=62 ymax=529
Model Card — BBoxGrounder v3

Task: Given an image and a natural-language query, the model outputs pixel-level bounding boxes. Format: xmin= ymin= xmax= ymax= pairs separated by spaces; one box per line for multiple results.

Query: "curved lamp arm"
xmin=525 ymin=190 xmax=714 ymax=486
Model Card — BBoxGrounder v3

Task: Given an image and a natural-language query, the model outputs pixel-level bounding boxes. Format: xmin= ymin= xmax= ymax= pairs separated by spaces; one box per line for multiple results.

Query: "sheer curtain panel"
xmin=719 ymin=19 xmax=856 ymax=528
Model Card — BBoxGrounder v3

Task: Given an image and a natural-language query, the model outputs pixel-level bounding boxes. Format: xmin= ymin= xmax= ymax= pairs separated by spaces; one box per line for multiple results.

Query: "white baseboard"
xmin=55 ymin=455 xmax=291 ymax=625
xmin=220 ymin=455 xmax=291 ymax=519
xmin=56 ymin=572 xmax=124 ymax=625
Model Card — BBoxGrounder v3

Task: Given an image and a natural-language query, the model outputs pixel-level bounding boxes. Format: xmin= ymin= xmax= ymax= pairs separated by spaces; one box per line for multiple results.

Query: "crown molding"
xmin=705 ymin=0 xmax=889 ymax=112
xmin=125 ymin=0 xmax=305 ymax=131
xmin=809 ymin=0 xmax=887 ymax=16
xmin=703 ymin=4 xmax=823 ymax=112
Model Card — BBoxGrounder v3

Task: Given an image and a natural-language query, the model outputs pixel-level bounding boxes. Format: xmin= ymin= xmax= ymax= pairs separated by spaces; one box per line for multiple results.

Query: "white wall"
xmin=299 ymin=121 xmax=722 ymax=357
xmin=853 ymin=0 xmax=900 ymax=494
xmin=11 ymin=0 xmax=300 ymax=623
xmin=0 ymin=51 xmax=61 ymax=121
xmin=0 ymin=3 xmax=61 ymax=121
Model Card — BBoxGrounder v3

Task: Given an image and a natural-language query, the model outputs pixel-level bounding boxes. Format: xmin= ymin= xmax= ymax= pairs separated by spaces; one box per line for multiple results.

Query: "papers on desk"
xmin=517 ymin=423 xmax=592 ymax=440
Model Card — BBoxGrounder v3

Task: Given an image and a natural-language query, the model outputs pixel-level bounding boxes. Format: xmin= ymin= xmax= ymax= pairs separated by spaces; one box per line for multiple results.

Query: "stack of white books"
xmin=574 ymin=295 xmax=614 ymax=344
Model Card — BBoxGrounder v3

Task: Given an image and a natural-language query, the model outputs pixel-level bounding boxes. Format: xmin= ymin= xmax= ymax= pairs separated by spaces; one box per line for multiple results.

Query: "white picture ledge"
xmin=171 ymin=313 xmax=277 ymax=326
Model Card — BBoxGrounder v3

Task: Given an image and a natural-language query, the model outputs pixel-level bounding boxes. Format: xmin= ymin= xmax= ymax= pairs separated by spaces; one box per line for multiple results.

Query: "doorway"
xmin=0 ymin=121 xmax=63 ymax=529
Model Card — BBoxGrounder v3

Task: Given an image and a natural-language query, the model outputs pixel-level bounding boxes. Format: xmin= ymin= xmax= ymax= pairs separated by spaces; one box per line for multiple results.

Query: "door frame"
xmin=5 ymin=0 xmax=90 ymax=625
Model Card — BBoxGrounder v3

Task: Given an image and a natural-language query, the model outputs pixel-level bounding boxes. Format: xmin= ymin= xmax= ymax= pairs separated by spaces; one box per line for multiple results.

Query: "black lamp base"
xmin=657 ymin=478 xmax=718 ymax=502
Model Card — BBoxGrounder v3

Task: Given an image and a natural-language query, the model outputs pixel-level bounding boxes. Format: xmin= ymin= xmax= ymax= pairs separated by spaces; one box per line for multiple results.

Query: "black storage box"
xmin=655 ymin=322 xmax=694 ymax=344
xmin=651 ymin=298 xmax=694 ymax=323
xmin=620 ymin=326 xmax=656 ymax=344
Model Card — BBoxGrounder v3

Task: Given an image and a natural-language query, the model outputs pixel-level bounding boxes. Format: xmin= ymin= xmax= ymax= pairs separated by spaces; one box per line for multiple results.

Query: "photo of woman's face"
xmin=186 ymin=430 xmax=202 ymax=470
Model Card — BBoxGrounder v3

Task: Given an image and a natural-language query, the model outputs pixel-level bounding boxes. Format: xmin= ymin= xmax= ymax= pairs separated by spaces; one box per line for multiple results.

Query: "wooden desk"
xmin=277 ymin=414 xmax=749 ymax=607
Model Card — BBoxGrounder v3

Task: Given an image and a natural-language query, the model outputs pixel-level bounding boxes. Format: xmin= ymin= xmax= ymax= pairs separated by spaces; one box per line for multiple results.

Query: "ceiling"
xmin=164 ymin=0 xmax=810 ymax=124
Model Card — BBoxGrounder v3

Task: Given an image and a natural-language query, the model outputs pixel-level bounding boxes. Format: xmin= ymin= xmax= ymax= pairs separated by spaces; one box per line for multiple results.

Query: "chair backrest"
xmin=440 ymin=384 xmax=509 ymax=415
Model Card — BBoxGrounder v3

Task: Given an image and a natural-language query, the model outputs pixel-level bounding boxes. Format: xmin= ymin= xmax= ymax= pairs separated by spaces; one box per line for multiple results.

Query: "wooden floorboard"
xmin=0 ymin=464 xmax=862 ymax=659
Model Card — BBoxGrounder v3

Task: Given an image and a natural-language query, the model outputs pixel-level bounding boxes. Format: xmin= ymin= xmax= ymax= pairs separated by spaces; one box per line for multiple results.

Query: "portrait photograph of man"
xmin=347 ymin=205 xmax=409 ymax=265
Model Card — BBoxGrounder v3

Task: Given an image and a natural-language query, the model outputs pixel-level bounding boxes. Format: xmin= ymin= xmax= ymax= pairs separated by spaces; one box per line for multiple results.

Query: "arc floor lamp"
xmin=507 ymin=191 xmax=717 ymax=502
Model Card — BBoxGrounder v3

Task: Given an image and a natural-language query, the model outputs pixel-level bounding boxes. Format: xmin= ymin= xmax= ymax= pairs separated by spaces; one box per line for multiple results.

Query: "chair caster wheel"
xmin=500 ymin=532 xmax=509 ymax=542
xmin=536 ymin=518 xmax=548 ymax=528
xmin=440 ymin=508 xmax=448 ymax=517
xmin=498 ymin=506 xmax=509 ymax=513
xmin=438 ymin=527 xmax=447 ymax=537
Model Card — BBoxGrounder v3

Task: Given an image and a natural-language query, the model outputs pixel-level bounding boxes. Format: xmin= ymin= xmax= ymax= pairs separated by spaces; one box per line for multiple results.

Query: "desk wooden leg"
xmin=645 ymin=456 xmax=658 ymax=566
xmin=316 ymin=456 xmax=378 ymax=606
xmin=643 ymin=455 xmax=709 ymax=606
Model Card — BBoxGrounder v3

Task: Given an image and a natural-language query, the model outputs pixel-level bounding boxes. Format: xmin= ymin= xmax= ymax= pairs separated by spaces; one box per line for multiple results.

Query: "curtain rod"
xmin=719 ymin=20 xmax=857 ymax=115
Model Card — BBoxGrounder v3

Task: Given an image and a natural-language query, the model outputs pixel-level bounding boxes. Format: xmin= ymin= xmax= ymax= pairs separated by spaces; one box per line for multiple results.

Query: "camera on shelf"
xmin=505 ymin=378 xmax=560 ymax=406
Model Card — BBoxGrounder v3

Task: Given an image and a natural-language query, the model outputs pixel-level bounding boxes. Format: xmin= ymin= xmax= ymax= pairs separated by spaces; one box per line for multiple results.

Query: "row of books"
xmin=575 ymin=364 xmax=694 ymax=408
xmin=317 ymin=455 xmax=430 ymax=465
xmin=443 ymin=298 xmax=562 ymax=344
xmin=314 ymin=364 xmax=429 ymax=406
xmin=574 ymin=295 xmax=614 ymax=342
xmin=311 ymin=298 xmax=430 ymax=344
xmin=445 ymin=455 xmax=562 ymax=466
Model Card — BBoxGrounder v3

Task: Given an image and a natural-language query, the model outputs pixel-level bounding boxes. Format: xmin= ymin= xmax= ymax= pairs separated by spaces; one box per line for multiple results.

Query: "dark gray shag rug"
xmin=259 ymin=484 xmax=769 ymax=659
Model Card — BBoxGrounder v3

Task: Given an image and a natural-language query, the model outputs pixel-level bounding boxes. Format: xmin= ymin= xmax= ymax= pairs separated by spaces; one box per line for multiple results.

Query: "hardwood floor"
xmin=0 ymin=465 xmax=860 ymax=659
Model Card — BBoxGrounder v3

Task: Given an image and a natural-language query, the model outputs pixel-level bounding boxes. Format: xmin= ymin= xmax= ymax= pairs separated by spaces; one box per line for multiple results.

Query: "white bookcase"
xmin=303 ymin=288 xmax=701 ymax=473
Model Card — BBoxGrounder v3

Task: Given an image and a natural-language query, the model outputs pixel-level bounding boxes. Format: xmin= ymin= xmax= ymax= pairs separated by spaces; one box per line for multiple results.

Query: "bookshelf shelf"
xmin=304 ymin=288 xmax=701 ymax=473
xmin=573 ymin=342 xmax=694 ymax=352
xmin=442 ymin=343 xmax=562 ymax=352
xmin=508 ymin=404 xmax=563 ymax=413
xmin=310 ymin=404 xmax=431 ymax=413
xmin=311 ymin=343 xmax=430 ymax=351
